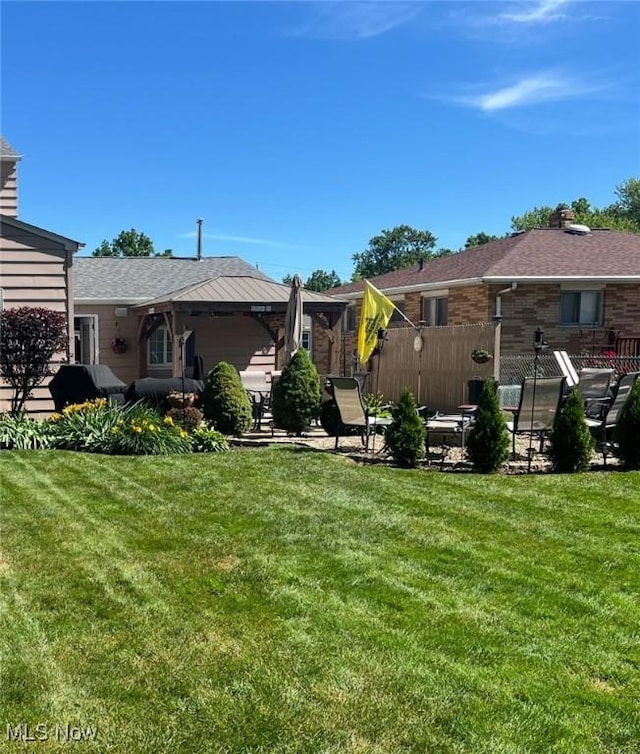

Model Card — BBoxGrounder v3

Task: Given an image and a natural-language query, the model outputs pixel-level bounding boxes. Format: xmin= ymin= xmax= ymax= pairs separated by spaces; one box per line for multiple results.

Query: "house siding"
xmin=0 ymin=225 xmax=74 ymax=415
xmin=75 ymin=307 xmax=278 ymax=383
xmin=0 ymin=161 xmax=19 ymax=217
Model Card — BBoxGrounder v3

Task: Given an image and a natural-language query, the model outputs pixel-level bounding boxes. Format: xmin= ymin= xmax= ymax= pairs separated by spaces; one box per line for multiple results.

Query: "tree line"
xmin=93 ymin=177 xmax=639 ymax=291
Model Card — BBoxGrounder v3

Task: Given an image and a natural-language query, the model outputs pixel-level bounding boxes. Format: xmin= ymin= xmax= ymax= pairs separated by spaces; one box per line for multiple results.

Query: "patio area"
xmin=229 ymin=424 xmax=618 ymax=473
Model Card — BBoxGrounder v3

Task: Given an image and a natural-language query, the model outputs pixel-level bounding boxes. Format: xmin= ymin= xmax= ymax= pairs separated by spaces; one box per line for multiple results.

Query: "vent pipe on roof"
xmin=196 ymin=218 xmax=203 ymax=260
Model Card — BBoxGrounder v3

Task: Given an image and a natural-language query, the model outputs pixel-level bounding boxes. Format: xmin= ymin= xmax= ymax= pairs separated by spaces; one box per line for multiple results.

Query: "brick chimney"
xmin=0 ymin=136 xmax=21 ymax=218
xmin=548 ymin=205 xmax=575 ymax=228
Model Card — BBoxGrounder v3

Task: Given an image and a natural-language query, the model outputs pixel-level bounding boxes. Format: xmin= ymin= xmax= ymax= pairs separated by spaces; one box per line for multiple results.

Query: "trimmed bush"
xmin=548 ymin=387 xmax=594 ymax=472
xmin=165 ymin=406 xmax=203 ymax=432
xmin=466 ymin=378 xmax=509 ymax=473
xmin=614 ymin=379 xmax=640 ymax=470
xmin=271 ymin=350 xmax=320 ymax=435
xmin=200 ymin=362 xmax=253 ymax=435
xmin=384 ymin=388 xmax=425 ymax=468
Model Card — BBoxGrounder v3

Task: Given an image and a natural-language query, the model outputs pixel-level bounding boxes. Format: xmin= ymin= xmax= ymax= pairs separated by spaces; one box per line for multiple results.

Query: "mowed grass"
xmin=0 ymin=447 xmax=639 ymax=754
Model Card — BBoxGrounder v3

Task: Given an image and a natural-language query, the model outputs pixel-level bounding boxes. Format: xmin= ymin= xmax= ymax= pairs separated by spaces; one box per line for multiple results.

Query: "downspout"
xmin=493 ymin=282 xmax=517 ymax=382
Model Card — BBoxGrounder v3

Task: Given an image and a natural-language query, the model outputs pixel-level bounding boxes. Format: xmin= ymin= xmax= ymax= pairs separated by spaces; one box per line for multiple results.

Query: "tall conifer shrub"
xmin=548 ymin=387 xmax=594 ymax=472
xmin=614 ymin=379 xmax=640 ymax=469
xmin=466 ymin=378 xmax=509 ymax=473
xmin=271 ymin=350 xmax=320 ymax=435
xmin=201 ymin=362 xmax=252 ymax=435
xmin=384 ymin=388 xmax=425 ymax=468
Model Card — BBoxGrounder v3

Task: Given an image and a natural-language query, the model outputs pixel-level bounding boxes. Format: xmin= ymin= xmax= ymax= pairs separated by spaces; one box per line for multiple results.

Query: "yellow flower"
xmin=50 ymin=412 xmax=62 ymax=421
xmin=180 ymin=430 xmax=188 ymax=438
xmin=163 ymin=416 xmax=174 ymax=426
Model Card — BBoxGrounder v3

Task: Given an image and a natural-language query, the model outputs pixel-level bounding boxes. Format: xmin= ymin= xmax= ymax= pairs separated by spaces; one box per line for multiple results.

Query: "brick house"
xmin=331 ymin=213 xmax=640 ymax=361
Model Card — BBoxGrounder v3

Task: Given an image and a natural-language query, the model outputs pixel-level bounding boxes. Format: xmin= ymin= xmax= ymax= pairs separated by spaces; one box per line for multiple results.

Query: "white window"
xmin=148 ymin=325 xmax=173 ymax=367
xmin=560 ymin=290 xmax=603 ymax=326
xmin=421 ymin=295 xmax=448 ymax=326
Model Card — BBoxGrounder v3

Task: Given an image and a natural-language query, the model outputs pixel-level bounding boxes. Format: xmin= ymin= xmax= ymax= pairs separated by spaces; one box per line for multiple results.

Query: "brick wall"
xmin=449 ymin=286 xmax=491 ymax=324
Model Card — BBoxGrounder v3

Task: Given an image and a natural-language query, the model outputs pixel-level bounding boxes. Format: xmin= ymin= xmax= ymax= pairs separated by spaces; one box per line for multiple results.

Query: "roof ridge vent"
xmin=565 ymin=223 xmax=591 ymax=235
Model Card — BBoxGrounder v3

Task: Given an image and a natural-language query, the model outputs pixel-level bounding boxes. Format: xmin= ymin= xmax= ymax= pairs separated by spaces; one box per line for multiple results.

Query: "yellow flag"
xmin=357 ymin=280 xmax=396 ymax=363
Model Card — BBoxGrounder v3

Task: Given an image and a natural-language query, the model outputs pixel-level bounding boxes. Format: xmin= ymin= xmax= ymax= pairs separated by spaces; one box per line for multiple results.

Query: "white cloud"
xmin=291 ymin=2 xmax=421 ymax=40
xmin=454 ymin=72 xmax=602 ymax=111
xmin=178 ymin=231 xmax=305 ymax=251
xmin=498 ymin=0 xmax=571 ymax=24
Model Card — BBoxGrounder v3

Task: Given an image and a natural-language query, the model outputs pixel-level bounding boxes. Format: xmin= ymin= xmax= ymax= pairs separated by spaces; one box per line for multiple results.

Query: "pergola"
xmin=131 ymin=275 xmax=347 ymax=377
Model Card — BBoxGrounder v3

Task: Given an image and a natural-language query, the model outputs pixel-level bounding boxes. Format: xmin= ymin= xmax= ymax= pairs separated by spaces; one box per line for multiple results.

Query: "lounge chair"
xmin=329 ymin=377 xmax=392 ymax=450
xmin=505 ymin=376 xmax=565 ymax=459
xmin=585 ymin=371 xmax=640 ymax=464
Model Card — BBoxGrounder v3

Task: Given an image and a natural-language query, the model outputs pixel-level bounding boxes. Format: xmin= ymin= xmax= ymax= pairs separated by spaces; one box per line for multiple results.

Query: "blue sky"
xmin=2 ymin=0 xmax=639 ymax=282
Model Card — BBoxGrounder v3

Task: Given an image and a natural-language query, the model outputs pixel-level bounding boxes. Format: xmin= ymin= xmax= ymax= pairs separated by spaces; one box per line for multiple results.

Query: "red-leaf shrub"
xmin=0 ymin=306 xmax=68 ymax=415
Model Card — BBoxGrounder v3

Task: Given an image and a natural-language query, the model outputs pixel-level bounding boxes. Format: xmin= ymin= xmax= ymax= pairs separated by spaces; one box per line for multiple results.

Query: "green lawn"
xmin=1 ymin=447 xmax=639 ymax=753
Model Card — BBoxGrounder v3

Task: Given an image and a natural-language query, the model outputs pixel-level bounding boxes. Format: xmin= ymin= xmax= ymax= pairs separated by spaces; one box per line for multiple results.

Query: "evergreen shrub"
xmin=384 ymin=388 xmax=425 ymax=469
xmin=271 ymin=350 xmax=320 ymax=435
xmin=466 ymin=378 xmax=509 ymax=473
xmin=548 ymin=387 xmax=594 ymax=472
xmin=614 ymin=379 xmax=640 ymax=470
xmin=200 ymin=362 xmax=253 ymax=435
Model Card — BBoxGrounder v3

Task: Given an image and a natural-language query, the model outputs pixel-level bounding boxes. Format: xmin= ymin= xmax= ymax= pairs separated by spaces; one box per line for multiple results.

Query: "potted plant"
xmin=471 ymin=349 xmax=492 ymax=365
xmin=110 ymin=337 xmax=127 ymax=354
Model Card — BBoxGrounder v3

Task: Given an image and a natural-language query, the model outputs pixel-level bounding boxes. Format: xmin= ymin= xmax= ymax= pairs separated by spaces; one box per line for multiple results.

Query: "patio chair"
xmin=239 ymin=371 xmax=271 ymax=430
xmin=585 ymin=371 xmax=639 ymax=465
xmin=329 ymin=377 xmax=392 ymax=451
xmin=553 ymin=350 xmax=579 ymax=387
xmin=576 ymin=368 xmax=615 ymax=418
xmin=505 ymin=376 xmax=565 ymax=460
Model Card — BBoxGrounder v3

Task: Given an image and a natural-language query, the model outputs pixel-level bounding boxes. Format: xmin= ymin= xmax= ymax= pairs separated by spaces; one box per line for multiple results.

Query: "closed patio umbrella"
xmin=284 ymin=273 xmax=304 ymax=364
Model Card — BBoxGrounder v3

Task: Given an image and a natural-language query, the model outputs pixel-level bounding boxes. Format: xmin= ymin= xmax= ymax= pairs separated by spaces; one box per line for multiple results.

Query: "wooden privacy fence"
xmin=370 ymin=322 xmax=497 ymax=412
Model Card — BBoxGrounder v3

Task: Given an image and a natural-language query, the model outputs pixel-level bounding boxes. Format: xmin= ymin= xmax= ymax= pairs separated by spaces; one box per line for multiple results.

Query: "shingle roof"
xmin=0 ymin=137 xmax=21 ymax=161
xmin=74 ymin=256 xmax=273 ymax=300
xmin=331 ymin=228 xmax=640 ymax=296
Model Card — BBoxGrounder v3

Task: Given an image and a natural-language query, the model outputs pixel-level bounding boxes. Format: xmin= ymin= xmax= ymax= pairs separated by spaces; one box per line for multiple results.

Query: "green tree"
xmin=511 ymin=179 xmax=640 ymax=233
xmin=283 ymin=269 xmax=342 ymax=292
xmin=352 ymin=225 xmax=437 ymax=280
xmin=92 ymin=228 xmax=171 ymax=257
xmin=305 ymin=269 xmax=342 ymax=292
xmin=271 ymin=349 xmax=320 ymax=435
xmin=611 ymin=177 xmax=640 ymax=226
xmin=200 ymin=362 xmax=253 ymax=435
xmin=0 ymin=307 xmax=68 ymax=415
xmin=548 ymin=387 xmax=594 ymax=473
xmin=466 ymin=378 xmax=510 ymax=473
xmin=384 ymin=388 xmax=425 ymax=468
xmin=614 ymin=379 xmax=640 ymax=470
xmin=465 ymin=232 xmax=499 ymax=248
